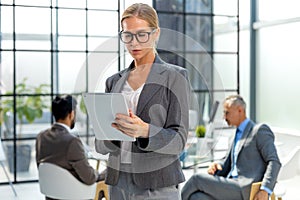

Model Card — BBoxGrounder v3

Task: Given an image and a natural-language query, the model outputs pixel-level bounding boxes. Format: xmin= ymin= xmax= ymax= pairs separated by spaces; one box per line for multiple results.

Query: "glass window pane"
xmin=88 ymin=0 xmax=118 ymax=10
xmin=16 ymin=140 xmax=38 ymax=181
xmin=258 ymin=0 xmax=300 ymax=21
xmin=186 ymin=15 xmax=212 ymax=52
xmin=16 ymin=97 xmax=51 ymax=136
xmin=185 ymin=53 xmax=213 ymax=91
xmin=0 ymin=51 xmax=14 ymax=92
xmin=15 ymin=7 xmax=51 ymax=34
xmin=214 ymin=16 xmax=238 ymax=52
xmin=15 ymin=0 xmax=51 ymax=6
xmin=1 ymin=6 xmax=13 ymax=34
xmin=1 ymin=6 xmax=13 ymax=49
xmin=155 ymin=0 xmax=183 ymax=12
xmin=0 ymin=97 xmax=14 ymax=139
xmin=124 ymin=0 xmax=152 ymax=8
xmin=158 ymin=15 xmax=184 ymax=52
xmin=257 ymin=22 xmax=300 ymax=130
xmin=55 ymin=0 xmax=86 ymax=8
xmin=16 ymin=52 xmax=51 ymax=89
xmin=0 ymin=36 xmax=13 ymax=50
xmin=58 ymin=52 xmax=87 ymax=93
xmin=58 ymin=9 xmax=86 ymax=35
xmin=158 ymin=13 xmax=184 ymax=34
xmin=73 ymin=94 xmax=87 ymax=135
xmin=0 ymin=0 xmax=13 ymax=4
xmin=88 ymin=11 xmax=118 ymax=36
xmin=88 ymin=36 xmax=119 ymax=52
xmin=213 ymin=0 xmax=238 ymax=16
xmin=16 ymin=35 xmax=51 ymax=50
xmin=58 ymin=36 xmax=86 ymax=51
xmin=186 ymin=0 xmax=212 ymax=14
xmin=88 ymin=53 xmax=118 ymax=92
xmin=213 ymin=54 xmax=237 ymax=90
xmin=5 ymin=141 xmax=32 ymax=173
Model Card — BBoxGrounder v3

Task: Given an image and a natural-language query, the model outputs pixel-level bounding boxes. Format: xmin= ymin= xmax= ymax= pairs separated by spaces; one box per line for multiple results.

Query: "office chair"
xmin=38 ymin=162 xmax=97 ymax=200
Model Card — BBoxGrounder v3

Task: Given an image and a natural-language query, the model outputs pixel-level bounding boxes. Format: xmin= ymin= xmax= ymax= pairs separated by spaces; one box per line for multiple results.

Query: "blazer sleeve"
xmin=256 ymin=124 xmax=281 ymax=190
xmin=67 ymin=138 xmax=99 ymax=185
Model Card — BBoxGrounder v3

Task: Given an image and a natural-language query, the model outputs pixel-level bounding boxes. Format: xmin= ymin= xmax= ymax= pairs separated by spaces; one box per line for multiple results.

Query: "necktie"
xmin=228 ymin=128 xmax=242 ymax=178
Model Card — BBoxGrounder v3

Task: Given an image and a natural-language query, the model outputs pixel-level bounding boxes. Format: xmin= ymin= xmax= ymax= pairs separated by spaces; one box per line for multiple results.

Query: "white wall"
xmin=256 ymin=1 xmax=300 ymax=131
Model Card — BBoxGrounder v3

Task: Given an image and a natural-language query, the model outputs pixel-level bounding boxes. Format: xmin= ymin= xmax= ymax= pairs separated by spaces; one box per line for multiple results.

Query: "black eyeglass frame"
xmin=119 ymin=29 xmax=157 ymax=44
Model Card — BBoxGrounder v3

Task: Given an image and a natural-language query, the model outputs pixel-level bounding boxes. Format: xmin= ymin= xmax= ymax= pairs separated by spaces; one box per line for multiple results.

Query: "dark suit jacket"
xmin=216 ymin=120 xmax=281 ymax=199
xmin=36 ymin=123 xmax=99 ymax=185
xmin=95 ymin=55 xmax=190 ymax=189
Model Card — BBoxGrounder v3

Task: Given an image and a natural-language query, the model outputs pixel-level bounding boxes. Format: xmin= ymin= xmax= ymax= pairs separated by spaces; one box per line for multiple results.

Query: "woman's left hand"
xmin=112 ymin=109 xmax=149 ymax=138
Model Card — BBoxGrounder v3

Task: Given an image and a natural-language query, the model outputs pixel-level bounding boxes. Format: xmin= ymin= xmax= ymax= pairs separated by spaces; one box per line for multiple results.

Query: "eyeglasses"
xmin=119 ymin=29 xmax=156 ymax=44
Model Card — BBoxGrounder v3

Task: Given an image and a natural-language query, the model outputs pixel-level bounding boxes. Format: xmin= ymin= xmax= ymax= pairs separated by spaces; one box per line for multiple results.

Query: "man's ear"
xmin=69 ymin=110 xmax=75 ymax=120
xmin=237 ymin=106 xmax=243 ymax=113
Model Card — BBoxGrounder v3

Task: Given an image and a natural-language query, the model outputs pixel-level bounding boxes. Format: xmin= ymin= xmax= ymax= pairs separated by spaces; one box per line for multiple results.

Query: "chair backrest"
xmin=277 ymin=146 xmax=300 ymax=181
xmin=38 ymin=162 xmax=96 ymax=200
xmin=250 ymin=182 xmax=276 ymax=200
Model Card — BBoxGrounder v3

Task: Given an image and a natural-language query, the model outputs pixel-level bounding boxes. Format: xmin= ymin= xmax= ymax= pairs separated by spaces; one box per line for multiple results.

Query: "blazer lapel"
xmin=136 ymin=56 xmax=167 ymax=116
xmin=111 ymin=65 xmax=133 ymax=93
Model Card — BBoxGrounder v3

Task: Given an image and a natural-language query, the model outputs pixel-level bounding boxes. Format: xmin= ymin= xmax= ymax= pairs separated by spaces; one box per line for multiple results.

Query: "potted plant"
xmin=0 ymin=78 xmax=50 ymax=172
xmin=195 ymin=125 xmax=206 ymax=138
xmin=195 ymin=124 xmax=211 ymax=161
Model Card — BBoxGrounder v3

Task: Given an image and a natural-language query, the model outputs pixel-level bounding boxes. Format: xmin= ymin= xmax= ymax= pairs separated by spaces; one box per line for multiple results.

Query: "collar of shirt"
xmin=54 ymin=122 xmax=71 ymax=133
xmin=235 ymin=118 xmax=250 ymax=143
xmin=237 ymin=118 xmax=250 ymax=135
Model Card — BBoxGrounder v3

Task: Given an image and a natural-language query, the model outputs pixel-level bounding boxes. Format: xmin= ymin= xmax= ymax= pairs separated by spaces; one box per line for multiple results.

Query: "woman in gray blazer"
xmin=95 ymin=3 xmax=190 ymax=200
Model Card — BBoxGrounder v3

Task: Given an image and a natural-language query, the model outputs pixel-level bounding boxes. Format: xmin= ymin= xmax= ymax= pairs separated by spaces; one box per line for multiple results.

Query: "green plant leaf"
xmin=195 ymin=125 xmax=206 ymax=138
xmin=0 ymin=78 xmax=50 ymax=127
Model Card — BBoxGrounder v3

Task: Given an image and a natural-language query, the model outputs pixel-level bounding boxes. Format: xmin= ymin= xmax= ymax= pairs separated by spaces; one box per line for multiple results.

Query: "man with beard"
xmin=36 ymin=95 xmax=103 ymax=200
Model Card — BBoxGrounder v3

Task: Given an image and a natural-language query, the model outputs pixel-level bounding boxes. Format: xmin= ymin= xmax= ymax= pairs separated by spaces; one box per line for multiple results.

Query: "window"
xmin=0 ymin=0 xmax=120 ymax=183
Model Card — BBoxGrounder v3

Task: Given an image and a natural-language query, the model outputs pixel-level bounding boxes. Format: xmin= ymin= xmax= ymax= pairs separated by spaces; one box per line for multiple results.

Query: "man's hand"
xmin=207 ymin=162 xmax=222 ymax=175
xmin=253 ymin=190 xmax=269 ymax=200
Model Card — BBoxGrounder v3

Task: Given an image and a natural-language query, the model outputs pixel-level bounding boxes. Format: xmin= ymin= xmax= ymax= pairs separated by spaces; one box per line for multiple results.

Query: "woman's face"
xmin=121 ymin=17 xmax=159 ymax=60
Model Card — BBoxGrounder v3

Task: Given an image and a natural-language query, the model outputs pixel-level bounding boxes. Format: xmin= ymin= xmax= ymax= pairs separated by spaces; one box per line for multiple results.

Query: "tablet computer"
xmin=82 ymin=93 xmax=135 ymax=141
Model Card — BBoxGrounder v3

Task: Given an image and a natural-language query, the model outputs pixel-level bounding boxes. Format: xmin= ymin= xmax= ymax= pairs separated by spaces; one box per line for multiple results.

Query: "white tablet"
xmin=82 ymin=93 xmax=135 ymax=141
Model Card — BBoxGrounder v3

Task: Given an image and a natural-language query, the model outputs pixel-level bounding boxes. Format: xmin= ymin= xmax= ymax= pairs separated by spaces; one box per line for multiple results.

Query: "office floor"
xmin=0 ymin=167 xmax=298 ymax=200
xmin=0 ymin=182 xmax=43 ymax=200
xmin=0 ymin=167 xmax=192 ymax=200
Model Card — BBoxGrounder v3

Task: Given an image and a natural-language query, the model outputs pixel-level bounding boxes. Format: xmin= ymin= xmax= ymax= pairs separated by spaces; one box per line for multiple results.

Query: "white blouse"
xmin=120 ymin=81 xmax=145 ymax=164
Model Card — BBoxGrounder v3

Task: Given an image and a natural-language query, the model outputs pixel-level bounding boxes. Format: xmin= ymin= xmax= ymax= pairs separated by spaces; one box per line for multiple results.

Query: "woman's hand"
xmin=112 ymin=109 xmax=149 ymax=138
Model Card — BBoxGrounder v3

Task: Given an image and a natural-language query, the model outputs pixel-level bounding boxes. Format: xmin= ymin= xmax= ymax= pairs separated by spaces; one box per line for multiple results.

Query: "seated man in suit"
xmin=36 ymin=95 xmax=105 ymax=200
xmin=181 ymin=95 xmax=281 ymax=200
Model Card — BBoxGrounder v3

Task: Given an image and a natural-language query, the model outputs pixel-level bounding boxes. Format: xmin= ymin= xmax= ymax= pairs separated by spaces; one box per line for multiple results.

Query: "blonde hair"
xmin=121 ymin=3 xmax=159 ymax=30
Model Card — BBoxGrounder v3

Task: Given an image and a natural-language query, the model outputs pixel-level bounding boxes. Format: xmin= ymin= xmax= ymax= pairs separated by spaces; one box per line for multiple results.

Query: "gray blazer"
xmin=36 ymin=124 xmax=99 ymax=185
xmin=95 ymin=56 xmax=190 ymax=189
xmin=216 ymin=120 xmax=281 ymax=199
